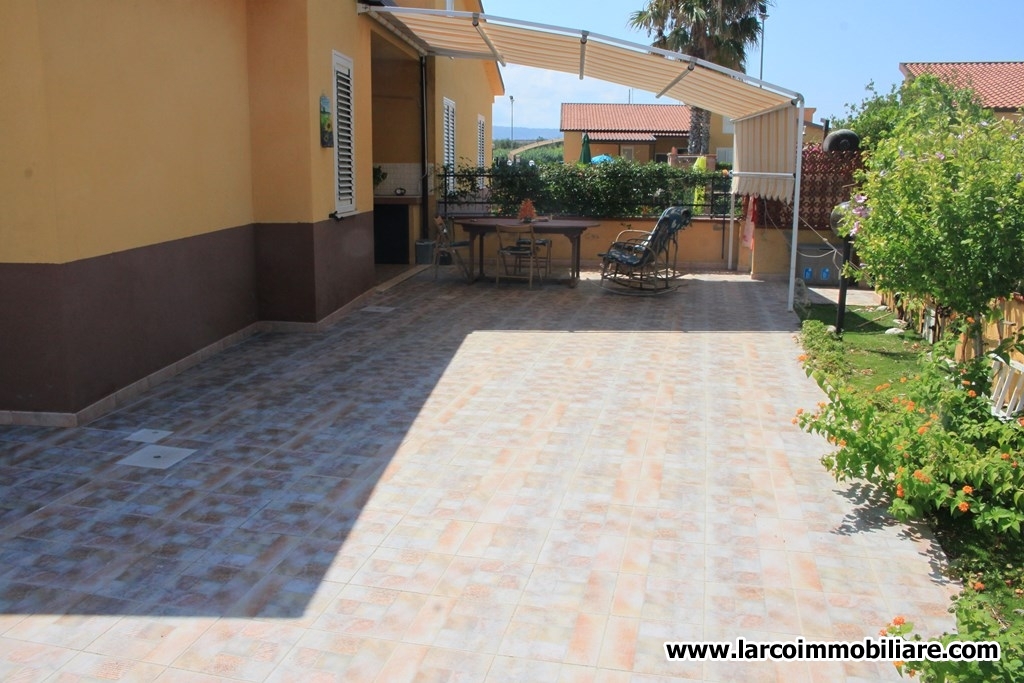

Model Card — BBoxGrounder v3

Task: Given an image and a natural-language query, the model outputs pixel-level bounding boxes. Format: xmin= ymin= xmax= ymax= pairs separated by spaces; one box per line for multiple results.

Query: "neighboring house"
xmin=560 ymin=103 xmax=736 ymax=165
xmin=900 ymin=61 xmax=1024 ymax=118
xmin=0 ymin=0 xmax=501 ymax=421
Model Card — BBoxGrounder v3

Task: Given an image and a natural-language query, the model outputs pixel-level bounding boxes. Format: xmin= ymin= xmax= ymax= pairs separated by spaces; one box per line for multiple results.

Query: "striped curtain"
xmin=731 ymin=106 xmax=800 ymax=201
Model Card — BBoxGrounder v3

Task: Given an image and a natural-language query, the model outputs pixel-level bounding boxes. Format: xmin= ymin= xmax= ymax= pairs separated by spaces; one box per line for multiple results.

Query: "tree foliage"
xmin=629 ymin=0 xmax=766 ymax=154
xmin=839 ymin=75 xmax=1024 ymax=324
xmin=831 ymin=75 xmax=988 ymax=154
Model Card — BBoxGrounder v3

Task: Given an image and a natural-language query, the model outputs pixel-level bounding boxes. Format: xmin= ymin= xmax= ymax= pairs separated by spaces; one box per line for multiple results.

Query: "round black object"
xmin=823 ymin=129 xmax=860 ymax=152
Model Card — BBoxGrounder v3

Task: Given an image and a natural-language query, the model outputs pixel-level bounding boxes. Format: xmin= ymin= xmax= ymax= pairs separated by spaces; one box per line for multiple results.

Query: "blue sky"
xmin=482 ymin=0 xmax=1024 ymax=129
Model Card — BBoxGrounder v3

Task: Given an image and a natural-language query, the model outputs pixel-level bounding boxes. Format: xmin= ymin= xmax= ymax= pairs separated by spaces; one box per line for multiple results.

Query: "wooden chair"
xmin=433 ymin=216 xmax=471 ymax=282
xmin=495 ymin=222 xmax=543 ymax=288
xmin=990 ymin=355 xmax=1024 ymax=420
xmin=598 ymin=206 xmax=692 ymax=293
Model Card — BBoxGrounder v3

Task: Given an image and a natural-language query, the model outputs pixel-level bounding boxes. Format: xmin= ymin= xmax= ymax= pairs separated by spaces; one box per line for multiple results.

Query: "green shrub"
xmin=799 ymin=334 xmax=1024 ymax=534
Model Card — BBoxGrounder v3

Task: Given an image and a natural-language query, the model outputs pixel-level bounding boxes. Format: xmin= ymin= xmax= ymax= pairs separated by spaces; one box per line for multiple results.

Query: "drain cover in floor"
xmin=117 ymin=444 xmax=195 ymax=469
xmin=125 ymin=429 xmax=173 ymax=443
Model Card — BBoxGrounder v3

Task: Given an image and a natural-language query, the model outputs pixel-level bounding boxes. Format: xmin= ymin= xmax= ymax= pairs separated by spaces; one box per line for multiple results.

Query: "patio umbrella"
xmin=591 ymin=154 xmax=613 ymax=164
xmin=579 ymin=132 xmax=592 ymax=163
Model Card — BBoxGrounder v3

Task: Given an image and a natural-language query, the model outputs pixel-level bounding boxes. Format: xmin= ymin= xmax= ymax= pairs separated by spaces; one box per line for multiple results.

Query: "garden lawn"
xmin=798 ymin=307 xmax=1024 ymax=682
xmin=798 ymin=303 xmax=923 ymax=393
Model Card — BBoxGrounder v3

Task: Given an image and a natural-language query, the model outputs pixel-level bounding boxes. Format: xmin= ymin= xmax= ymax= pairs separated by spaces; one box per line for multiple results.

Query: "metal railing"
xmin=438 ymin=165 xmax=735 ymax=219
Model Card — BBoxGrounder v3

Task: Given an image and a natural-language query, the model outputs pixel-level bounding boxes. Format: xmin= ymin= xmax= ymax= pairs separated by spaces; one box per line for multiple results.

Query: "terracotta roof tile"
xmin=588 ymin=131 xmax=658 ymax=142
xmin=560 ymin=103 xmax=691 ymax=134
xmin=900 ymin=62 xmax=1024 ymax=110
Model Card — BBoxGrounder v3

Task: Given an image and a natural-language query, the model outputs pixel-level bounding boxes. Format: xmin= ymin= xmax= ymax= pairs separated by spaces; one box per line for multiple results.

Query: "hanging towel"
xmin=742 ymin=196 xmax=758 ymax=250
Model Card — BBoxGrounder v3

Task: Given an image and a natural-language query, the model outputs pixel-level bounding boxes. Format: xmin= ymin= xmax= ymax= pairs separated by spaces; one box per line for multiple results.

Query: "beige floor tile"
xmin=0 ymin=273 xmax=950 ymax=683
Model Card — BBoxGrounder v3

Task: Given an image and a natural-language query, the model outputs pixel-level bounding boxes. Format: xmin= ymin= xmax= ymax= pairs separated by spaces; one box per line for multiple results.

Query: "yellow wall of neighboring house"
xmin=708 ymin=114 xmax=733 ymax=156
xmin=2 ymin=0 xmax=255 ymax=264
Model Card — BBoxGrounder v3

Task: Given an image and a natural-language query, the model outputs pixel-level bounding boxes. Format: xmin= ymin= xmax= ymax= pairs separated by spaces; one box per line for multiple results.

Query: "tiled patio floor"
xmin=0 ymin=270 xmax=957 ymax=682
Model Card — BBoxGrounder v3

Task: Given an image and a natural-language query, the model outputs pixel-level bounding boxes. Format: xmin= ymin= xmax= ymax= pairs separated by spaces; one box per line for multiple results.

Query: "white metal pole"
xmin=787 ymin=101 xmax=806 ymax=312
xmin=728 ymin=193 xmax=736 ymax=271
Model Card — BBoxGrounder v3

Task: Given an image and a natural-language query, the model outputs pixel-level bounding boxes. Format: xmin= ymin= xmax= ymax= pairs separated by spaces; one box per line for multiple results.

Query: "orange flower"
xmin=516 ymin=198 xmax=537 ymax=221
xmin=907 ymin=669 xmax=917 ymax=678
xmin=879 ymin=627 xmax=889 ymax=636
xmin=1002 ymin=452 xmax=1011 ymax=460
xmin=896 ymin=483 xmax=905 ymax=498
xmin=795 ymin=408 xmax=804 ymax=415
xmin=838 ymin=439 xmax=847 ymax=447
xmin=962 ymin=485 xmax=973 ymax=495
xmin=966 ymin=316 xmax=976 ymax=324
xmin=791 ymin=418 xmax=798 ymax=425
xmin=973 ymin=581 xmax=985 ymax=591
xmin=968 ymin=390 xmax=977 ymax=398
xmin=894 ymin=660 xmax=905 ymax=670
xmin=930 ymin=413 xmax=939 ymax=421
xmin=892 ymin=615 xmax=906 ymax=626
xmin=958 ymin=501 xmax=970 ymax=512
xmin=900 ymin=376 xmax=908 ymax=383
xmin=962 ymin=380 xmax=972 ymax=386
xmin=905 ymin=400 xmax=916 ymax=411
xmin=1018 ymin=417 xmax=1024 ymax=427
xmin=917 ymin=426 xmax=928 ymax=435
xmin=913 ymin=470 xmax=931 ymax=483
xmin=875 ymin=383 xmax=891 ymax=392
xmin=798 ymin=354 xmax=808 ymax=362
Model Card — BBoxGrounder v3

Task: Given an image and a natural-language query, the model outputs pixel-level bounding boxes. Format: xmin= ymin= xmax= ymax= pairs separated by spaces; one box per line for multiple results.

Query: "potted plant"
xmin=517 ymin=198 xmax=537 ymax=223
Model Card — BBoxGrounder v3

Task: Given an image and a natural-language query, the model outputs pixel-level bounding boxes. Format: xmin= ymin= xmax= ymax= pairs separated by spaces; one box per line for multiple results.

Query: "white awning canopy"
xmin=359 ymin=4 xmax=806 ymax=309
xmin=359 ymin=5 xmax=798 ymax=121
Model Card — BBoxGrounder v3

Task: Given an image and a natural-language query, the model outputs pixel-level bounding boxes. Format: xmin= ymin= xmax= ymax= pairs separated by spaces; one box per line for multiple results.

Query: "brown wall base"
xmin=0 ymin=213 xmax=376 ymax=416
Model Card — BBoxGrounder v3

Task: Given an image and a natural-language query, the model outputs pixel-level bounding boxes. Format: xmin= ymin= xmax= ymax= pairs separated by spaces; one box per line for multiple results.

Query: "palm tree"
xmin=630 ymin=0 xmax=767 ymax=155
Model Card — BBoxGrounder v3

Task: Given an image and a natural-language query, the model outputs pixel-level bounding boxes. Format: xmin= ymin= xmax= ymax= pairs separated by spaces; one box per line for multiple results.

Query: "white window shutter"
xmin=333 ymin=51 xmax=355 ymax=215
xmin=477 ymin=115 xmax=486 ymax=188
xmin=443 ymin=98 xmax=456 ymax=173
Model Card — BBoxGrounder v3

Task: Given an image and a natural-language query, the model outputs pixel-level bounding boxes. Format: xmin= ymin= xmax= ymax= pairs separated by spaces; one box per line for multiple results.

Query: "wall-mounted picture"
xmin=320 ymin=93 xmax=333 ymax=148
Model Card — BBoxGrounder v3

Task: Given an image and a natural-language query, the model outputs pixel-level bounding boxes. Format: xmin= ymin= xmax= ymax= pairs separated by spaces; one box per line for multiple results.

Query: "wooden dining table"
xmin=454 ymin=217 xmax=600 ymax=287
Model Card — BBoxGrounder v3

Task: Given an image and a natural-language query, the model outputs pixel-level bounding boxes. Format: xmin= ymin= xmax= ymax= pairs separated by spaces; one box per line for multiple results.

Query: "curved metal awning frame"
xmin=359 ymin=4 xmax=806 ymax=310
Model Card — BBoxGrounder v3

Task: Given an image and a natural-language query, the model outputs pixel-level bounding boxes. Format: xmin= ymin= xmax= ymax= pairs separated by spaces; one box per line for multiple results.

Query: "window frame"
xmin=333 ymin=50 xmax=356 ymax=216
xmin=442 ymin=97 xmax=456 ymax=173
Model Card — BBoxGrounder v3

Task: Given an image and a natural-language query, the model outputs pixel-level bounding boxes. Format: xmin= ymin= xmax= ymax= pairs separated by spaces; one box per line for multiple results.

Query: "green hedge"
xmin=443 ymin=158 xmax=729 ymax=218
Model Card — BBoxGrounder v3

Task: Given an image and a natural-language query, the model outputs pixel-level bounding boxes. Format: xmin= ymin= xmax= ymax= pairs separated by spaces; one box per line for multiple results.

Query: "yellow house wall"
xmin=563 ymin=132 xmax=583 ymax=163
xmin=452 ymin=217 xmax=734 ymax=269
xmin=248 ymin=0 xmax=312 ymax=223
xmin=748 ymin=227 xmax=839 ymax=279
xmin=1 ymin=0 xmax=256 ymax=264
xmin=708 ymin=114 xmax=733 ymax=154
xmin=0 ymin=1 xmax=59 ymax=262
xmin=307 ymin=0 xmax=374 ymax=221
xmin=371 ymin=32 xmax=422 ymax=164
xmin=434 ymin=59 xmax=498 ymax=171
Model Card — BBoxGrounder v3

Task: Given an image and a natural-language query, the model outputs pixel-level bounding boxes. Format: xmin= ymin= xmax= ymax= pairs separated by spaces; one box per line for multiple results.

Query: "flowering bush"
xmin=798 ymin=325 xmax=1024 ymax=534
xmin=844 ymin=80 xmax=1024 ymax=326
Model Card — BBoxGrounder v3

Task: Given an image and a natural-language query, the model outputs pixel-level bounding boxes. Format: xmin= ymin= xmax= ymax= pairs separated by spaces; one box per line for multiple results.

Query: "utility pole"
xmin=510 ymin=95 xmax=515 ymax=148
